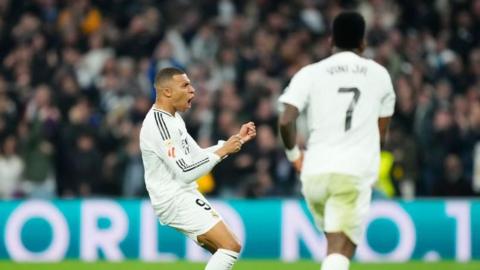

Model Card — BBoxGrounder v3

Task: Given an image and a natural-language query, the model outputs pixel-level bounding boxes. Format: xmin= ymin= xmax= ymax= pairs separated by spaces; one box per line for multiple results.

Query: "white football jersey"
xmin=279 ymin=51 xmax=396 ymax=185
xmin=140 ymin=108 xmax=222 ymax=224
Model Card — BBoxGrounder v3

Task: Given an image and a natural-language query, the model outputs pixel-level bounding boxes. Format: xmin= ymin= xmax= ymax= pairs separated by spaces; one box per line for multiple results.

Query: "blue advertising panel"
xmin=0 ymin=199 xmax=478 ymax=262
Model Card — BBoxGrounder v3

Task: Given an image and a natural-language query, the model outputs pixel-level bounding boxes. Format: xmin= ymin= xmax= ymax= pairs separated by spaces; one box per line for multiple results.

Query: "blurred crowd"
xmin=0 ymin=0 xmax=479 ymax=199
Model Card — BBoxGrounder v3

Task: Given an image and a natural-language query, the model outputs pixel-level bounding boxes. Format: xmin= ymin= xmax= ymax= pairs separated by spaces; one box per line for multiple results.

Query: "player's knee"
xmin=220 ymin=240 xmax=242 ymax=253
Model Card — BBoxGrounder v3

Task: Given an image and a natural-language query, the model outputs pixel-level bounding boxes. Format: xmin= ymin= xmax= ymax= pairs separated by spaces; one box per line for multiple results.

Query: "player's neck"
xmin=333 ymin=47 xmax=361 ymax=55
xmin=154 ymin=100 xmax=176 ymax=115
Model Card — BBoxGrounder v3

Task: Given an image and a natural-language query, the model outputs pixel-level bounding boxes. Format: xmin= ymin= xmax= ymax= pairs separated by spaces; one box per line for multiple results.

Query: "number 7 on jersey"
xmin=338 ymin=87 xmax=361 ymax=131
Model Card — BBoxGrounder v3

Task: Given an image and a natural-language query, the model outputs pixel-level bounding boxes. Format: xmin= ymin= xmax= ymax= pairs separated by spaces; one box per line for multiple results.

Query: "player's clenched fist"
xmin=237 ymin=121 xmax=256 ymax=143
xmin=214 ymin=121 xmax=256 ymax=158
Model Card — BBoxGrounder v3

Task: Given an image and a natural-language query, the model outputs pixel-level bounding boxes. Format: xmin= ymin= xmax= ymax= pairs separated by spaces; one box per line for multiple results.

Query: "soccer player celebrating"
xmin=278 ymin=11 xmax=396 ymax=270
xmin=140 ymin=67 xmax=256 ymax=270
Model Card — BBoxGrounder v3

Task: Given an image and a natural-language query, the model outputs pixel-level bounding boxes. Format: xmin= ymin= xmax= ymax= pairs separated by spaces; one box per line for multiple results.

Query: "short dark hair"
xmin=332 ymin=11 xmax=366 ymax=50
xmin=154 ymin=67 xmax=185 ymax=88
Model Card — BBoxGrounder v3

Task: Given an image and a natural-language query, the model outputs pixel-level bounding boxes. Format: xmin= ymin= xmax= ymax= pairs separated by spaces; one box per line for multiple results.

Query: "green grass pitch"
xmin=1 ymin=261 xmax=479 ymax=270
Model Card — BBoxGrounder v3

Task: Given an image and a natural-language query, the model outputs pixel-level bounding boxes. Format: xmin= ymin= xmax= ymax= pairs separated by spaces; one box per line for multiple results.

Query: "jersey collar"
xmin=152 ymin=107 xmax=174 ymax=117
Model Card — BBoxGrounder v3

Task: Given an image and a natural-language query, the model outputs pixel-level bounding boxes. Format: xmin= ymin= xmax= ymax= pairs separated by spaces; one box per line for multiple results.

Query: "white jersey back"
xmin=279 ymin=52 xmax=395 ymax=185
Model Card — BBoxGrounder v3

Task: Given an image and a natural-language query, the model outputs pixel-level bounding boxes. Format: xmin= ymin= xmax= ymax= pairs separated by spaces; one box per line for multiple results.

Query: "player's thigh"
xmin=167 ymin=190 xmax=222 ymax=245
xmin=301 ymin=174 xmax=330 ymax=229
xmin=197 ymin=220 xmax=241 ymax=253
xmin=324 ymin=174 xmax=371 ymax=245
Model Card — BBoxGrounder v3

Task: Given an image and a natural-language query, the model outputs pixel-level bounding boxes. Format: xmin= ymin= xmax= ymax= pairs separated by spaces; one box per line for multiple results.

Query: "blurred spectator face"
xmin=256 ymin=125 xmax=276 ymax=152
xmin=456 ymin=10 xmax=472 ymax=29
xmin=453 ymin=95 xmax=468 ymax=115
xmin=128 ymin=16 xmax=147 ymax=35
xmin=102 ymin=57 xmax=117 ymax=75
xmin=61 ymin=27 xmax=80 ymax=47
xmin=219 ymin=83 xmax=242 ymax=111
xmin=34 ymin=85 xmax=52 ymax=107
xmin=220 ymin=48 xmax=237 ymax=65
xmin=388 ymin=29 xmax=402 ymax=49
xmin=0 ymin=0 xmax=9 ymax=12
xmin=13 ymin=13 xmax=41 ymax=41
xmin=32 ymin=33 xmax=47 ymax=52
xmin=69 ymin=99 xmax=90 ymax=124
xmin=2 ymin=135 xmax=17 ymax=156
xmin=154 ymin=41 xmax=172 ymax=59
xmin=254 ymin=29 xmax=277 ymax=55
xmin=118 ymin=58 xmax=135 ymax=79
xmin=469 ymin=100 xmax=480 ymax=129
xmin=77 ymin=134 xmax=94 ymax=152
xmin=60 ymin=74 xmax=79 ymax=95
xmin=133 ymin=96 xmax=151 ymax=114
xmin=470 ymin=49 xmax=480 ymax=77
xmin=474 ymin=0 xmax=480 ymax=17
xmin=436 ymin=80 xmax=452 ymax=101
xmin=444 ymin=154 xmax=463 ymax=183
xmin=14 ymin=62 xmax=31 ymax=87
xmin=62 ymin=47 xmax=81 ymax=66
xmin=144 ymin=7 xmax=160 ymax=32
xmin=433 ymin=109 xmax=453 ymax=131
xmin=72 ymin=0 xmax=90 ymax=12
xmin=447 ymin=55 xmax=464 ymax=75
xmin=217 ymin=110 xmax=237 ymax=136
xmin=396 ymin=77 xmax=414 ymax=113
xmin=102 ymin=73 xmax=120 ymax=92
xmin=245 ymin=69 xmax=266 ymax=88
xmin=256 ymin=98 xmax=274 ymax=120
xmin=88 ymin=32 xmax=104 ymax=50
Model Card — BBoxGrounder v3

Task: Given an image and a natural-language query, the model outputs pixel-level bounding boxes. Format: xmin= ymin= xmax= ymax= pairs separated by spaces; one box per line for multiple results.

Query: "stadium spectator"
xmin=0 ymin=0 xmax=479 ymax=198
xmin=0 ymin=135 xmax=23 ymax=199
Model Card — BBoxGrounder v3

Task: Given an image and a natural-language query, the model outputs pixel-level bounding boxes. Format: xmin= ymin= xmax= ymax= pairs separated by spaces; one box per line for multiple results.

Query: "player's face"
xmin=170 ymin=74 xmax=195 ymax=112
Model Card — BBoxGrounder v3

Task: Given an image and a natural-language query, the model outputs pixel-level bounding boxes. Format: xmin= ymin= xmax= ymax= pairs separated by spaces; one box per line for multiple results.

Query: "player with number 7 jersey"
xmin=278 ymin=11 xmax=396 ymax=270
xmin=279 ymin=51 xmax=395 ymax=184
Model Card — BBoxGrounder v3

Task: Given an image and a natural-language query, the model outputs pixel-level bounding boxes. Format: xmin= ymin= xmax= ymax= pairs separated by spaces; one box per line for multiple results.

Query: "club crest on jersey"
xmin=164 ymin=139 xmax=173 ymax=147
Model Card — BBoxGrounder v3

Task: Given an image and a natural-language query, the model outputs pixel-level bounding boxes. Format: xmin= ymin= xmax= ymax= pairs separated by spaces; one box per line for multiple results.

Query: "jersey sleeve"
xmin=278 ymin=66 xmax=312 ymax=112
xmin=204 ymin=140 xmax=225 ymax=152
xmin=378 ymin=68 xmax=396 ymax=117
xmin=149 ymin=114 xmax=221 ymax=184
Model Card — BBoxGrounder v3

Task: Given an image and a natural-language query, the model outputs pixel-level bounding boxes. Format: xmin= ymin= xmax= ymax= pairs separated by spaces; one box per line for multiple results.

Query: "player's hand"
xmin=237 ymin=122 xmax=256 ymax=143
xmin=216 ymin=135 xmax=243 ymax=157
xmin=291 ymin=151 xmax=304 ymax=173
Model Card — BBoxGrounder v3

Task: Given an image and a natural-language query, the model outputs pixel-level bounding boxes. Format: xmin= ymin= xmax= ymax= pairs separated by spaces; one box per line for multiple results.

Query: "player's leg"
xmin=321 ymin=232 xmax=354 ymax=270
xmin=198 ymin=221 xmax=241 ymax=270
xmin=325 ymin=232 xmax=356 ymax=257
xmin=321 ymin=174 xmax=371 ymax=270
xmin=168 ymin=190 xmax=241 ymax=270
xmin=197 ymin=221 xmax=241 ymax=253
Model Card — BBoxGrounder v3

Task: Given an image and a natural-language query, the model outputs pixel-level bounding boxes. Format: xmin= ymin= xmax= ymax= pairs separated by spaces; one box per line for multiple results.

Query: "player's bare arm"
xmin=278 ymin=103 xmax=303 ymax=172
xmin=378 ymin=116 xmax=391 ymax=148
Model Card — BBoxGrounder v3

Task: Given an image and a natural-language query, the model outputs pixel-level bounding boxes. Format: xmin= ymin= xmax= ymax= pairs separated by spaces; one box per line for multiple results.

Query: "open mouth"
xmin=187 ymin=97 xmax=194 ymax=106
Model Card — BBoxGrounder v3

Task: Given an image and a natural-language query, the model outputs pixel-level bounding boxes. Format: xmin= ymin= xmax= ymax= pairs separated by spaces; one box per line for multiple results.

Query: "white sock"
xmin=205 ymin=248 xmax=239 ymax=270
xmin=321 ymin=253 xmax=350 ymax=270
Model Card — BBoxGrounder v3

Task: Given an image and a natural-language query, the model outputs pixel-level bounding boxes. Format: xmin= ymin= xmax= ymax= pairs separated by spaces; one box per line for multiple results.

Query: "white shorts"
xmin=301 ymin=173 xmax=372 ymax=245
xmin=157 ymin=189 xmax=222 ymax=243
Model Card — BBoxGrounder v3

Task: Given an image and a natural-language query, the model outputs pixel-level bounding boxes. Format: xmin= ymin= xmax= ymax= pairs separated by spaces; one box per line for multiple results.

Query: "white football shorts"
xmin=154 ymin=189 xmax=222 ymax=244
xmin=301 ymin=173 xmax=372 ymax=245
